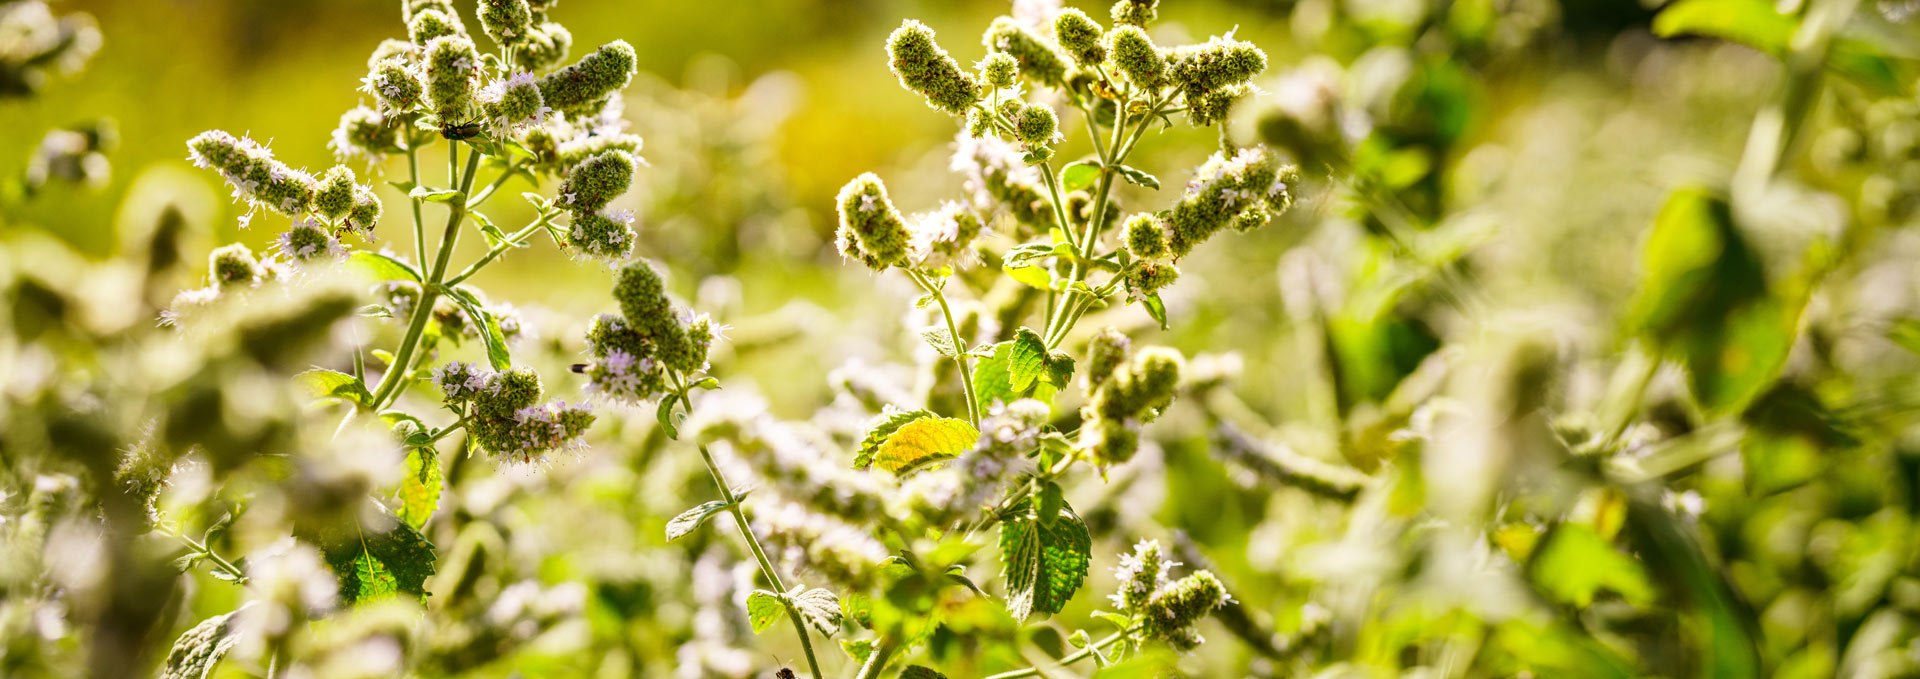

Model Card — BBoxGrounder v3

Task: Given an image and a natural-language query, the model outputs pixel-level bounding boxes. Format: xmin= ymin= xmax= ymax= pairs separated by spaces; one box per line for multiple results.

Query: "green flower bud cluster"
xmin=449 ymin=365 xmax=596 ymax=463
xmin=274 ymin=219 xmax=345 ymax=261
xmin=1108 ymin=539 xmax=1169 ymax=613
xmin=1052 ymin=9 xmax=1107 ymax=69
xmin=556 ymin=149 xmax=635 ymax=212
xmin=1140 ymin=570 xmax=1229 ymax=649
xmin=1107 ymin=26 xmax=1166 ymax=90
xmin=368 ymin=39 xmax=418 ymax=69
xmin=1122 ymin=212 xmax=1168 ymax=259
xmin=483 ymin=71 xmax=549 ymax=129
xmin=588 ymin=261 xmax=719 ymax=401
xmin=556 ymin=131 xmax=642 ymax=170
xmin=1167 ymin=35 xmax=1267 ymax=124
xmin=983 ymin=18 xmax=1068 ymax=88
xmin=979 ymin=52 xmax=1019 ymax=90
xmin=1084 ymin=326 xmax=1131 ymax=392
xmin=887 ymin=20 xmax=981 ymax=116
xmin=537 ymin=39 xmax=636 ymax=118
xmin=1110 ymin=0 xmax=1158 ymax=27
xmin=952 ymin=133 xmax=1051 ymax=232
xmin=313 ymin=166 xmax=358 ymax=221
xmin=516 ymin=21 xmax=573 ymax=71
xmin=479 ymin=0 xmax=534 ymax=46
xmin=186 ymin=130 xmax=317 ymax=216
xmin=408 ymin=6 xmax=465 ymax=44
xmin=424 ymin=35 xmax=480 ymax=123
xmin=1124 ymin=258 xmax=1179 ymax=300
xmin=835 ymin=173 xmax=912 ymax=271
xmin=331 ymin=106 xmax=405 ymax=160
xmin=364 ymin=58 xmax=424 ymax=114
xmin=1164 ymin=147 xmax=1297 ymax=258
xmin=1013 ymin=102 xmax=1060 ymax=148
xmin=208 ymin=244 xmax=263 ymax=289
xmin=1080 ymin=345 xmax=1183 ymax=465
xmin=564 ymin=207 xmax=635 ymax=259
xmin=907 ymin=201 xmax=985 ymax=268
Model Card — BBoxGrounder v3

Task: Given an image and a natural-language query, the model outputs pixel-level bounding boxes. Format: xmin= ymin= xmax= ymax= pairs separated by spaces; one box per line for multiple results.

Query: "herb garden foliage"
xmin=3 ymin=0 xmax=1920 ymax=677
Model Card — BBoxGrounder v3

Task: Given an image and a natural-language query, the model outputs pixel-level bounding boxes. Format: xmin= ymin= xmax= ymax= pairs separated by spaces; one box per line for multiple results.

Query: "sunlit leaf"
xmin=998 ymin=497 xmax=1091 ymax=619
xmin=873 ymin=415 xmax=979 ymax=476
xmin=746 ymin=589 xmax=785 ymax=634
xmin=394 ymin=448 xmax=441 ymax=530
xmin=666 ymin=500 xmax=734 ymax=542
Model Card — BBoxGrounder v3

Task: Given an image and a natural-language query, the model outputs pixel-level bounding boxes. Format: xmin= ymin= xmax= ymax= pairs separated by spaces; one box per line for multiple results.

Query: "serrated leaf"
xmin=841 ymin=638 xmax=875 ymax=663
xmin=855 ymin=408 xmax=934 ymax=471
xmin=348 ymin=250 xmax=422 ymax=283
xmin=843 ymin=592 xmax=874 ymax=629
xmin=998 ymin=497 xmax=1092 ymax=619
xmin=160 ymin=607 xmax=247 ymax=679
xmin=792 ymin=587 xmax=843 ymax=636
xmin=1007 ymin=327 xmax=1051 ymax=392
xmin=874 ymin=416 xmax=980 ymax=476
xmin=921 ymin=327 xmax=959 ymax=357
xmin=351 ymin=550 xmax=399 ymax=602
xmin=296 ymin=368 xmax=373 ymax=407
xmin=746 ymin=589 xmax=785 ymax=634
xmin=666 ymin=500 xmax=733 ymax=542
xmin=1114 ymin=164 xmax=1160 ymax=189
xmin=305 ymin=501 xmax=436 ymax=604
xmin=470 ymin=211 xmax=510 ymax=248
xmin=446 ymin=287 xmax=512 ymax=371
xmin=974 ymin=330 xmax=1075 ymax=411
xmin=395 ymin=448 xmax=442 ymax=531
xmin=1061 ymin=160 xmax=1101 ymax=192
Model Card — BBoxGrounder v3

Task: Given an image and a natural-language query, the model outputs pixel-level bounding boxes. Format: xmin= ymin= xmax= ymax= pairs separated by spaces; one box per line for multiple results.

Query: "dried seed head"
xmin=1123 ymin=213 xmax=1168 ymax=259
xmin=834 ymin=173 xmax=912 ymax=271
xmin=557 ymin=149 xmax=636 ymax=212
xmin=313 ymin=166 xmax=357 ymax=221
xmin=538 ymin=40 xmax=637 ymax=117
xmin=209 ymin=243 xmax=262 ymax=288
xmin=1052 ymin=9 xmax=1107 ymax=69
xmin=887 ymin=20 xmax=982 ymax=115
xmin=479 ymin=0 xmax=534 ymax=46
xmin=424 ymin=35 xmax=480 ymax=122
xmin=565 ymin=207 xmax=636 ymax=259
xmin=983 ymin=17 xmax=1068 ymax=88
xmin=1111 ymin=0 xmax=1158 ymax=26
xmin=1013 ymin=103 xmax=1060 ymax=147
xmin=979 ymin=52 xmax=1019 ymax=89
xmin=1107 ymin=26 xmax=1166 ymax=90
xmin=365 ymin=58 xmax=423 ymax=113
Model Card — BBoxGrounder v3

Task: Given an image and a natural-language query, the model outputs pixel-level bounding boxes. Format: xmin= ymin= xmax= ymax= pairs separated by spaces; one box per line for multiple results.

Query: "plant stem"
xmin=443 ymin=213 xmax=554 ymax=287
xmin=369 ymin=141 xmax=482 ymax=409
xmin=853 ymin=634 xmax=902 ymax=679
xmin=406 ymin=142 xmax=426 ymax=267
xmin=166 ymin=528 xmax=248 ymax=584
xmin=906 ymin=269 xmax=982 ymax=427
xmin=983 ymin=627 xmax=1135 ymax=679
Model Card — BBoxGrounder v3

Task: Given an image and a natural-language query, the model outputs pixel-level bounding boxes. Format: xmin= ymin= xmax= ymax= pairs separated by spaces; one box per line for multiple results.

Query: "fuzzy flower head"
xmin=1108 ymin=25 xmax=1167 ymax=90
xmin=424 ymin=35 xmax=480 ymax=123
xmin=556 ymin=149 xmax=635 ymax=212
xmin=565 ymin=207 xmax=636 ymax=259
xmin=208 ymin=243 xmax=263 ymax=289
xmin=483 ymin=72 xmax=550 ymax=131
xmin=1124 ymin=259 xmax=1179 ymax=300
xmin=1167 ymin=35 xmax=1267 ymax=97
xmin=538 ymin=40 xmax=637 ymax=117
xmin=887 ymin=20 xmax=982 ymax=115
xmin=1110 ymin=539 xmax=1173 ymax=612
xmin=611 ymin=260 xmax=696 ymax=370
xmin=1186 ymin=83 xmax=1246 ymax=126
xmin=556 ymin=131 xmax=644 ymax=171
xmin=312 ymin=165 xmax=358 ymax=221
xmin=1111 ymin=0 xmax=1159 ymax=26
xmin=1085 ymin=326 xmax=1131 ymax=392
xmin=275 ymin=219 xmax=346 ymax=261
xmin=983 ymin=17 xmax=1068 ymax=88
xmin=1142 ymin=570 xmax=1230 ymax=646
xmin=518 ymin=22 xmax=574 ymax=71
xmin=834 ymin=173 xmax=912 ymax=271
xmin=979 ymin=52 xmax=1019 ymax=90
xmin=364 ymin=58 xmax=423 ymax=114
xmin=1165 ymin=147 xmax=1297 ymax=258
xmin=408 ymin=8 xmax=464 ymax=44
xmin=1051 ymin=8 xmax=1107 ymax=68
xmin=186 ymin=130 xmax=317 ymax=216
xmin=1123 ymin=212 xmax=1169 ymax=259
xmin=908 ymin=201 xmax=985 ymax=268
xmin=1094 ymin=345 xmax=1184 ymax=421
xmin=1013 ymin=102 xmax=1061 ymax=148
xmin=331 ymin=106 xmax=404 ymax=161
xmin=433 ymin=360 xmax=494 ymax=404
xmin=583 ymin=314 xmax=668 ymax=402
xmin=367 ymin=39 xmax=417 ymax=70
xmin=1080 ymin=417 xmax=1139 ymax=466
xmin=950 ymin=132 xmax=1050 ymax=231
xmin=479 ymin=0 xmax=534 ymax=46
xmin=345 ymin=185 xmax=384 ymax=234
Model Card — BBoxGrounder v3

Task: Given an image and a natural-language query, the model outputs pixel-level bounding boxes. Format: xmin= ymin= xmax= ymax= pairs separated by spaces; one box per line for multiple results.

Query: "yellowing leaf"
xmin=873 ymin=416 xmax=979 ymax=476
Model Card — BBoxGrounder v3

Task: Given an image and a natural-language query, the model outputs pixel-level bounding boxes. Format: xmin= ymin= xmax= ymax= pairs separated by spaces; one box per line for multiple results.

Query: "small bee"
xmin=775 ymin=670 xmax=797 ymax=679
xmin=440 ymin=120 xmax=484 ymax=141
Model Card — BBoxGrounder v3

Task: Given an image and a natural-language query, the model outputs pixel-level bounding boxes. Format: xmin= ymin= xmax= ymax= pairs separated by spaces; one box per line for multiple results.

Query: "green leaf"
xmin=1529 ymin=523 xmax=1654 ymax=608
xmin=656 ymin=393 xmax=682 ymax=440
xmin=855 ymin=408 xmax=934 ymax=471
xmin=973 ymin=329 xmax=1076 ymax=411
xmin=469 ymin=211 xmax=511 ymax=248
xmin=411 ymin=186 xmax=464 ymax=204
xmin=792 ymin=587 xmax=844 ymax=636
xmin=1114 ymin=164 xmax=1160 ymax=189
xmin=446 ymin=287 xmax=512 ymax=371
xmin=666 ymin=500 xmax=734 ymax=542
xmin=1890 ymin=318 xmax=1920 ymax=356
xmin=348 ymin=250 xmax=422 ymax=283
xmin=394 ymin=448 xmax=442 ymax=531
xmin=1006 ymin=327 xmax=1051 ymax=392
xmin=1141 ymin=292 xmax=1169 ymax=330
xmin=998 ymin=496 xmax=1092 ymax=619
xmin=901 ymin=667 xmax=950 ymax=679
xmin=350 ymin=550 xmax=400 ymax=602
xmin=305 ymin=501 xmax=437 ymax=604
xmin=841 ymin=638 xmax=875 ymax=663
xmin=160 ymin=607 xmax=245 ymax=679
xmin=387 ymin=179 xmax=418 ymax=193
xmin=1061 ymin=160 xmax=1101 ymax=192
xmin=296 ymin=368 xmax=373 ymax=407
xmin=1652 ymin=0 xmax=1793 ymax=53
xmin=746 ymin=589 xmax=785 ymax=634
xmin=920 ymin=327 xmax=959 ymax=357
xmin=1004 ymin=263 xmax=1055 ymax=290
xmin=872 ymin=415 xmax=980 ymax=476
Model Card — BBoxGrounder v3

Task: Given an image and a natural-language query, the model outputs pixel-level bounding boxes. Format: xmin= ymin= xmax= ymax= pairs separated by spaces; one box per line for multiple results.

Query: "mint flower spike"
xmin=313 ymin=166 xmax=357 ymax=222
xmin=979 ymin=52 xmax=1019 ymax=90
xmin=983 ymin=17 xmax=1068 ymax=88
xmin=1108 ymin=25 xmax=1166 ymax=91
xmin=537 ymin=39 xmax=637 ymax=117
xmin=1013 ymin=103 xmax=1060 ymax=148
xmin=565 ymin=207 xmax=636 ymax=259
xmin=276 ymin=219 xmax=346 ymax=261
xmin=1164 ymin=146 xmax=1297 ymax=258
xmin=424 ymin=35 xmax=480 ymax=124
xmin=1142 ymin=570 xmax=1230 ymax=648
xmin=1085 ymin=326 xmax=1131 ymax=392
xmin=346 ymin=185 xmax=383 ymax=234
xmin=365 ymin=57 xmax=423 ymax=114
xmin=1123 ymin=212 xmax=1169 ymax=259
xmin=367 ymin=39 xmax=418 ymax=70
xmin=517 ymin=21 xmax=573 ymax=71
xmin=186 ymin=130 xmax=317 ymax=216
xmin=208 ymin=243 xmax=262 ymax=289
xmin=611 ymin=260 xmax=697 ymax=373
xmin=479 ymin=0 xmax=534 ymax=47
xmin=1110 ymin=539 xmax=1170 ymax=612
xmin=330 ymin=105 xmax=403 ymax=161
xmin=834 ymin=172 xmax=912 ymax=271
xmin=556 ymin=149 xmax=636 ymax=212
xmin=1167 ymin=34 xmax=1268 ymax=98
xmin=1052 ymin=8 xmax=1107 ymax=69
xmin=1096 ymin=346 xmax=1183 ymax=421
xmin=1124 ymin=259 xmax=1179 ymax=299
xmin=1111 ymin=0 xmax=1158 ymax=27
xmin=407 ymin=8 xmax=464 ymax=44
xmin=483 ymin=72 xmax=548 ymax=131
xmin=886 ymin=19 xmax=982 ymax=116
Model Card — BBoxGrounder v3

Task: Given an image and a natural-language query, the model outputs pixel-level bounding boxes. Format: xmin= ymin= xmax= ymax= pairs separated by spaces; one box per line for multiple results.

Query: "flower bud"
xmin=1052 ymin=9 xmax=1107 ymax=69
xmin=984 ymin=18 xmax=1068 ymax=87
xmin=834 ymin=173 xmax=912 ymax=271
xmin=1095 ymin=346 xmax=1182 ymax=421
xmin=479 ymin=0 xmax=534 ymax=46
xmin=1123 ymin=213 xmax=1168 ymax=258
xmin=483 ymin=72 xmax=548 ymax=130
xmin=1186 ymin=84 xmax=1243 ymax=126
xmin=313 ymin=166 xmax=357 ymax=221
xmin=1107 ymin=26 xmax=1166 ymax=90
xmin=565 ymin=207 xmax=635 ymax=258
xmin=887 ymin=20 xmax=982 ymax=116
xmin=367 ymin=39 xmax=417 ymax=70
xmin=408 ymin=9 xmax=463 ymax=44
xmin=365 ymin=58 xmax=423 ymax=113
xmin=518 ymin=22 xmax=573 ymax=71
xmin=433 ymin=360 xmax=493 ymax=404
xmin=538 ymin=40 xmax=637 ymax=117
xmin=1142 ymin=571 xmax=1228 ymax=642
xmin=1013 ymin=103 xmax=1059 ymax=147
xmin=965 ymin=109 xmax=994 ymax=138
xmin=330 ymin=106 xmax=403 ymax=160
xmin=209 ymin=244 xmax=262 ymax=289
xmin=275 ymin=219 xmax=345 ymax=261
xmin=1111 ymin=0 xmax=1158 ymax=26
xmin=979 ymin=52 xmax=1019 ymax=89
xmin=1085 ymin=326 xmax=1130 ymax=391
xmin=1125 ymin=259 xmax=1178 ymax=299
xmin=1168 ymin=36 xmax=1267 ymax=96
xmin=424 ymin=35 xmax=480 ymax=122
xmin=612 ymin=260 xmax=695 ymax=371
xmin=186 ymin=130 xmax=317 ymax=215
xmin=557 ymin=149 xmax=635 ymax=212
xmin=346 ymin=186 xmax=383 ymax=233
xmin=1165 ymin=147 xmax=1295 ymax=257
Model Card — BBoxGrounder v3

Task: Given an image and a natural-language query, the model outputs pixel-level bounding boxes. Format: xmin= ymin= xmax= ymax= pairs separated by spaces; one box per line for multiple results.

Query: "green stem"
xmin=406 ymin=142 xmax=426 ymax=267
xmin=853 ymin=634 xmax=902 ymax=679
xmin=906 ymin=269 xmax=982 ymax=427
xmin=443 ymin=213 xmax=554 ymax=287
xmin=464 ymin=162 xmax=525 ymax=209
xmin=984 ymin=627 xmax=1136 ymax=679
xmin=167 ymin=528 xmax=248 ymax=585
xmin=369 ymin=141 xmax=482 ymax=409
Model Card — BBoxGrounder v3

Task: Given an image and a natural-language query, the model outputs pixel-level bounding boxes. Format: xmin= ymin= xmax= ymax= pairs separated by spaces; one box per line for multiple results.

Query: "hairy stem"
xmin=370 ymin=141 xmax=482 ymax=409
xmin=983 ymin=627 xmax=1136 ymax=679
xmin=907 ymin=269 xmax=982 ymax=427
xmin=853 ymin=634 xmax=902 ymax=679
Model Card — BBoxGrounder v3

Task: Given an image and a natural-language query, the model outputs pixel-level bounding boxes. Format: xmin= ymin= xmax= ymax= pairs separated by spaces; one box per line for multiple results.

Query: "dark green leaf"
xmin=305 ymin=501 xmax=437 ymax=604
xmin=656 ymin=393 xmax=682 ymax=440
xmin=998 ymin=496 xmax=1092 ymax=619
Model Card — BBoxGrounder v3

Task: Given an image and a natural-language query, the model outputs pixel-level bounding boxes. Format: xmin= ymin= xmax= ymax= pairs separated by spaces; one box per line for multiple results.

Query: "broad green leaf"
xmin=842 ymin=592 xmax=874 ymax=629
xmin=350 ymin=550 xmax=399 ymax=602
xmin=394 ymin=448 xmax=442 ymax=530
xmin=306 ymin=501 xmax=437 ymax=604
xmin=666 ymin=500 xmax=734 ymax=542
xmin=998 ymin=497 xmax=1092 ymax=619
xmin=1528 ymin=523 xmax=1654 ymax=608
xmin=792 ymin=587 xmax=844 ymax=636
xmin=1006 ymin=327 xmax=1051 ymax=392
xmin=447 ymin=287 xmax=512 ymax=371
xmin=873 ymin=416 xmax=980 ymax=475
xmin=296 ymin=368 xmax=373 ymax=407
xmin=841 ymin=638 xmax=875 ymax=663
xmin=348 ymin=250 xmax=422 ymax=283
xmin=1114 ymin=164 xmax=1160 ymax=189
xmin=1652 ymin=0 xmax=1793 ymax=53
xmin=746 ymin=589 xmax=784 ymax=634
xmin=160 ymin=607 xmax=246 ymax=679
xmin=855 ymin=408 xmax=934 ymax=471
xmin=973 ymin=331 xmax=1075 ymax=411
xmin=1004 ymin=263 xmax=1055 ymax=290
xmin=1061 ymin=160 xmax=1101 ymax=191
